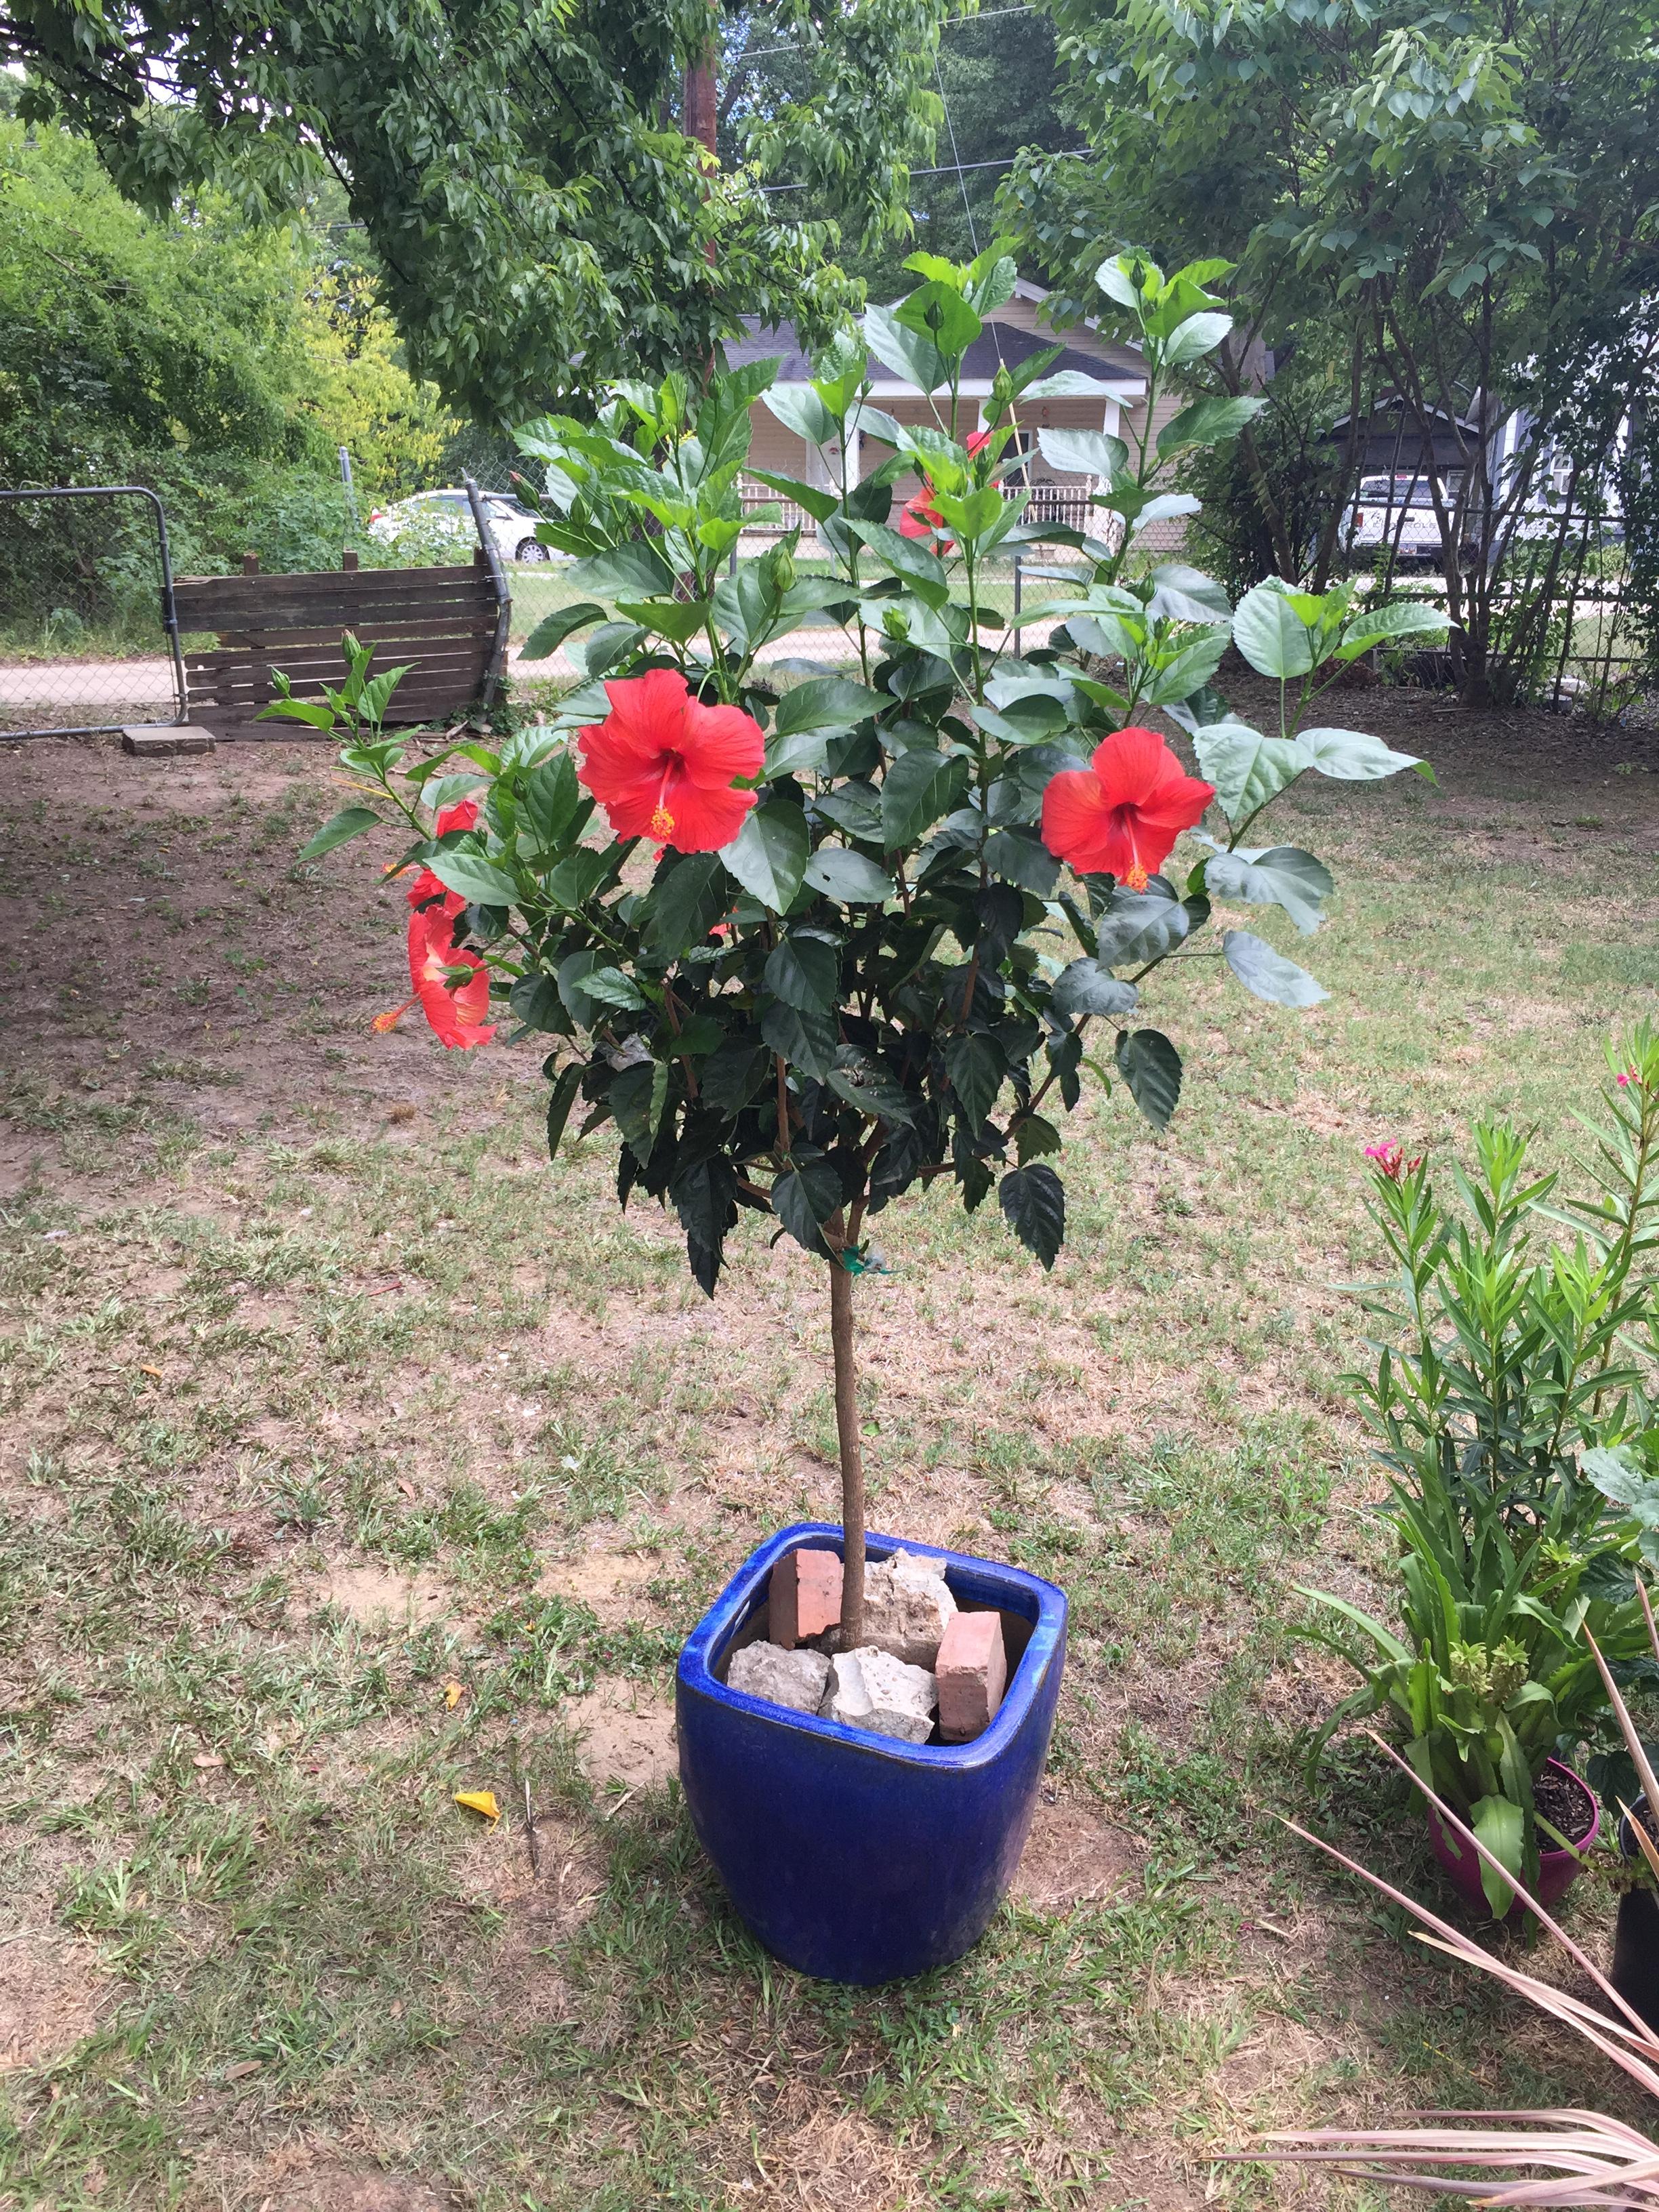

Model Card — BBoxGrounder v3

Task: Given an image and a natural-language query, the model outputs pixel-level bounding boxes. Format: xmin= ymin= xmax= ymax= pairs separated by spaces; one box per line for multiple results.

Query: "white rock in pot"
xmin=860 ymin=1549 xmax=957 ymax=1668
xmin=728 ymin=1639 xmax=832 ymax=1715
xmin=819 ymin=1646 xmax=938 ymax=1744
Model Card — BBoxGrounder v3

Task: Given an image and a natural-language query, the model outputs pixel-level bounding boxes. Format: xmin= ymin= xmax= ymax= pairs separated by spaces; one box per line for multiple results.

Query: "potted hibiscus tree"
xmin=298 ymin=243 xmax=1443 ymax=1982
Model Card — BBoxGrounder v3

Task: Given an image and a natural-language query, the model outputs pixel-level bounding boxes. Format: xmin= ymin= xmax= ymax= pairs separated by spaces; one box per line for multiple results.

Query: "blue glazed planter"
xmin=676 ymin=1521 xmax=1067 ymax=1984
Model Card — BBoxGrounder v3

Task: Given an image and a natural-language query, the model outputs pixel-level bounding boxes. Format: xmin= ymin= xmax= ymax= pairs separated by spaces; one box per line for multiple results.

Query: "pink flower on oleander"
xmin=1618 ymin=1071 xmax=1633 ymax=1088
xmin=1365 ymin=1141 xmax=1421 ymax=1183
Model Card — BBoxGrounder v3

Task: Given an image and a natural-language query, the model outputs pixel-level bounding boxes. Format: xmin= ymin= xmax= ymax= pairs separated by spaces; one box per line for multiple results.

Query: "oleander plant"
xmin=297 ymin=242 xmax=1447 ymax=1637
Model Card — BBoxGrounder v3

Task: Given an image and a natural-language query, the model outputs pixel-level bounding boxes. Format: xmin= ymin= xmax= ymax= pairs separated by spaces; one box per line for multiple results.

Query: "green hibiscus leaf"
xmin=721 ymin=801 xmax=810 ymax=912
xmin=1202 ymin=846 xmax=1334 ymax=935
xmin=1115 ymin=1029 xmax=1183 ymax=1130
xmin=764 ymin=933 xmax=841 ymax=1013
xmin=803 ymin=847 xmax=893 ymax=904
xmin=426 ymin=849 xmax=518 ymax=907
xmin=881 ymin=748 xmax=970 ymax=850
xmin=298 ymin=806 xmax=380 ymax=862
xmin=647 ymin=851 xmax=729 ymax=960
xmin=998 ymin=1164 xmax=1066 ymax=1269
xmin=1223 ymin=929 xmax=1328 ymax=1006
xmin=946 ymin=1033 xmax=1007 ymax=1131
xmin=1051 ymin=960 xmax=1139 ymax=1018
xmin=773 ymin=1163 xmax=840 ymax=1260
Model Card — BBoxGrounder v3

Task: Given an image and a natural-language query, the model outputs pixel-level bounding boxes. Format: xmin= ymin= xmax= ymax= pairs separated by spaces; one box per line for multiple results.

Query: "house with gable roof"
xmin=728 ymin=278 xmax=1190 ymax=543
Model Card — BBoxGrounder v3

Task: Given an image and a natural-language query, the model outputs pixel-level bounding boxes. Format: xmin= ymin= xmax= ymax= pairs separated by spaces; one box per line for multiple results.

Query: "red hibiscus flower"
xmin=1041 ymin=726 xmax=1214 ymax=892
xmin=401 ymin=797 xmax=480 ymax=918
xmin=898 ymin=489 xmax=947 ymax=542
xmin=898 ymin=429 xmax=994 ymax=548
xmin=375 ymin=904 xmax=495 ymax=1050
xmin=577 ymin=669 xmax=764 ymax=851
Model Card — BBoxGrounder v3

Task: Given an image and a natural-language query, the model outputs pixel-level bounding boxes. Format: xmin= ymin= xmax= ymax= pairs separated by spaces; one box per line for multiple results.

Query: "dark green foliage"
xmin=7 ymin=0 xmax=951 ymax=422
xmin=313 ymin=248 xmax=1428 ymax=1297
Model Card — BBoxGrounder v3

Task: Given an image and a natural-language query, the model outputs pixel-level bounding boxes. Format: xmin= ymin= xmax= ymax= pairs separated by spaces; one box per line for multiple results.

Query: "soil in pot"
xmin=1535 ymin=1764 xmax=1597 ymax=1851
xmin=1428 ymin=1757 xmax=1598 ymax=1919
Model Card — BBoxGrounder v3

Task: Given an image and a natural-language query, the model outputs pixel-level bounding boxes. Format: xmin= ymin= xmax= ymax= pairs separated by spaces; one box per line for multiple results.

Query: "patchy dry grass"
xmin=0 ymin=695 xmax=1657 ymax=2208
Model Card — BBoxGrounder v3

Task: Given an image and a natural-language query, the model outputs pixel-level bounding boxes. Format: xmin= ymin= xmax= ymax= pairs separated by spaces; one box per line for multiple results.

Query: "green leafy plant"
xmin=1349 ymin=1030 xmax=1659 ymax=1532
xmin=1301 ymin=1476 xmax=1651 ymax=1912
xmin=266 ymin=630 xmax=412 ymax=750
xmin=303 ymin=245 xmax=1437 ymax=1644
xmin=1303 ymin=1036 xmax=1659 ymax=1904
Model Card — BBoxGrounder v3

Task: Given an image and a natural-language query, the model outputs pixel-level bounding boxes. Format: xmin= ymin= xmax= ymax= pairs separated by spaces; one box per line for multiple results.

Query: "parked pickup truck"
xmin=1344 ymin=475 xmax=1475 ymax=569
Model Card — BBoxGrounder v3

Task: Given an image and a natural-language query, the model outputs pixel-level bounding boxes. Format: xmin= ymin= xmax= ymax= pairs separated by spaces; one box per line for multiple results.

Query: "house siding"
xmin=737 ymin=300 xmax=1195 ymax=550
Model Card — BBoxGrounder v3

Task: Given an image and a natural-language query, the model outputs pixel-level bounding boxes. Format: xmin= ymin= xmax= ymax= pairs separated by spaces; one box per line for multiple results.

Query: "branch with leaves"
xmin=302 ymin=244 xmax=1440 ymax=1637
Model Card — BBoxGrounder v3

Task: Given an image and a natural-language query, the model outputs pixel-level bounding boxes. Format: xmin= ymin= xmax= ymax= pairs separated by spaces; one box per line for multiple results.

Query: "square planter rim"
xmin=677 ymin=1518 xmax=1066 ymax=1772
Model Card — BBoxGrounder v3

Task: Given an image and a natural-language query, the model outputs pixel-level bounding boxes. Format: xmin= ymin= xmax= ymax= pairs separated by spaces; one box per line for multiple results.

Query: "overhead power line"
xmin=761 ymin=148 xmax=1088 ymax=193
xmin=738 ymin=5 xmax=1035 ymax=63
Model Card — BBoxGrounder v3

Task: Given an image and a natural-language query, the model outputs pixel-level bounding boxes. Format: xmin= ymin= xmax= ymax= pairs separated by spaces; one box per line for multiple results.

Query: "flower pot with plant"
xmin=1609 ymin=1795 xmax=1659 ymax=2034
xmin=1303 ymin=1042 xmax=1659 ymax=1917
xmin=295 ymin=245 xmax=1441 ymax=1981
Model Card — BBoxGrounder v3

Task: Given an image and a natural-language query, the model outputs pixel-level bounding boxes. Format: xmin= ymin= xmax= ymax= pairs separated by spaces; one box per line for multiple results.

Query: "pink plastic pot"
xmin=1427 ymin=1757 xmax=1599 ymax=1919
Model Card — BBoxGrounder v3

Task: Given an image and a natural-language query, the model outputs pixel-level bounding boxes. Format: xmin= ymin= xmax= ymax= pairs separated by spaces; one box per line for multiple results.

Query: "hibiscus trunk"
xmin=827 ymin=1254 xmax=866 ymax=1645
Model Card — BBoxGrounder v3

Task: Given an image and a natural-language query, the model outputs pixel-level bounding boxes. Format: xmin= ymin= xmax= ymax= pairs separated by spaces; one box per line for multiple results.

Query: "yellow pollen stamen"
xmin=650 ymin=761 xmax=677 ymax=844
xmin=1125 ymin=863 xmax=1149 ymax=893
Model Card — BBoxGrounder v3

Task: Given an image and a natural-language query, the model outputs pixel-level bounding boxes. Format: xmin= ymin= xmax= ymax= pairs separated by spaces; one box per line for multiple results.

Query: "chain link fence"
xmin=0 ymin=488 xmax=187 ymax=738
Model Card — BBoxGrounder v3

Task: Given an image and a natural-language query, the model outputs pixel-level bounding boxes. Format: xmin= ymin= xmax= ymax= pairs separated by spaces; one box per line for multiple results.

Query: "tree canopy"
xmin=0 ymin=115 xmax=459 ymax=579
xmin=3 ymin=0 xmax=949 ymax=422
xmin=1008 ymin=0 xmax=1659 ymax=691
xmin=722 ymin=5 xmax=1078 ymax=300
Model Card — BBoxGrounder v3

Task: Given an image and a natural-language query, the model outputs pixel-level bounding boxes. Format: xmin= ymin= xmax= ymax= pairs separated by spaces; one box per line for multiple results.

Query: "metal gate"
xmin=0 ymin=487 xmax=188 ymax=739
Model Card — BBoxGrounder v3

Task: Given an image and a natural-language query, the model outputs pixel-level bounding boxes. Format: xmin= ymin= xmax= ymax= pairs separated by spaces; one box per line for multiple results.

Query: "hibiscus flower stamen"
xmin=649 ymin=759 xmax=680 ymax=842
xmin=374 ymin=1000 xmax=415 ymax=1033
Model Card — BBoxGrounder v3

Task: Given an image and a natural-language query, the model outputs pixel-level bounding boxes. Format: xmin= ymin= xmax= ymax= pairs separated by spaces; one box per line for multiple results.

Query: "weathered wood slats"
xmin=172 ymin=558 xmax=508 ymax=737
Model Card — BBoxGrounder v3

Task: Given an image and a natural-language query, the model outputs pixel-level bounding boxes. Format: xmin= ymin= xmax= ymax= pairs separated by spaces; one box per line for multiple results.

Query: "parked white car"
xmin=1344 ymin=474 xmax=1475 ymax=568
xmin=366 ymin=489 xmax=559 ymax=565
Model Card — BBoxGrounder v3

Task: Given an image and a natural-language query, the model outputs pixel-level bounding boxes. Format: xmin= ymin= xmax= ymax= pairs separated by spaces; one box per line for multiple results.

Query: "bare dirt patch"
xmin=539 ymin=1548 xmax=659 ymax=1621
xmin=314 ymin=1563 xmax=451 ymax=1627
xmin=758 ymin=2085 xmax=928 ymax=2212
xmin=1012 ymin=1800 xmax=1141 ymax=1910
xmin=247 ymin=2149 xmax=453 ymax=2211
xmin=0 ymin=1934 xmax=103 ymax=2071
xmin=561 ymin=1679 xmax=677 ymax=1791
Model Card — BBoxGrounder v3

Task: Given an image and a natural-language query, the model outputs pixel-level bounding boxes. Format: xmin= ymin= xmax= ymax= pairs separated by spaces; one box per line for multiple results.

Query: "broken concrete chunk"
xmin=769 ymin=1547 xmax=843 ymax=1648
xmin=935 ymin=1609 xmax=1008 ymax=1742
xmin=728 ymin=1639 xmax=832 ymax=1715
xmin=860 ymin=1549 xmax=958 ymax=1668
xmin=819 ymin=1646 xmax=938 ymax=1744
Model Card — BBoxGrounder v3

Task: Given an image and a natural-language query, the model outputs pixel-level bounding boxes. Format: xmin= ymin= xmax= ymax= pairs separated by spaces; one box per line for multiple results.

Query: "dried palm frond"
xmin=1238 ymin=1600 xmax=1659 ymax=2206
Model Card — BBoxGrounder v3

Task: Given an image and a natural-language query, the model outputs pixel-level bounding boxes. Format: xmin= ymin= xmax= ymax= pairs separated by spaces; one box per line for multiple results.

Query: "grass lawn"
xmin=1 ymin=684 xmax=1658 ymax=2210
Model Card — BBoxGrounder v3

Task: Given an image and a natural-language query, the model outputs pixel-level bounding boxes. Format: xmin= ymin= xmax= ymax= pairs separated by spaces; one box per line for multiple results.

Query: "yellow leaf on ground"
xmin=454 ymin=1789 xmax=499 ymax=1822
xmin=443 ymin=1681 xmax=464 ymax=1710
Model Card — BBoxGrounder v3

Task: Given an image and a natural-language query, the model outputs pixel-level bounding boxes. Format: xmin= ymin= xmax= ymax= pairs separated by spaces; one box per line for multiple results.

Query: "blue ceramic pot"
xmin=676 ymin=1520 xmax=1067 ymax=1984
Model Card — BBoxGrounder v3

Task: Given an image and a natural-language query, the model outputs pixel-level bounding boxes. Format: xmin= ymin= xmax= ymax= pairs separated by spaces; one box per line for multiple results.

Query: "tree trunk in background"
xmin=684 ymin=45 xmax=717 ymax=161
